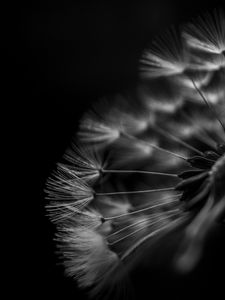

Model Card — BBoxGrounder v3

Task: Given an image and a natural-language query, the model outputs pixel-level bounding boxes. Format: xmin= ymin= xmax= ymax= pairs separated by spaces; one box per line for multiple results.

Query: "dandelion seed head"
xmin=46 ymin=8 xmax=225 ymax=298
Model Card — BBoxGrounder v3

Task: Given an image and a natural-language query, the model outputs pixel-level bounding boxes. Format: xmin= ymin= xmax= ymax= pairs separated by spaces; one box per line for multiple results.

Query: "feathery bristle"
xmin=78 ymin=115 xmax=121 ymax=146
xmin=141 ymin=30 xmax=188 ymax=78
xmin=56 ymin=225 xmax=119 ymax=288
xmin=45 ymin=165 xmax=94 ymax=222
xmin=63 ymin=142 xmax=104 ymax=184
xmin=183 ymin=10 xmax=225 ymax=54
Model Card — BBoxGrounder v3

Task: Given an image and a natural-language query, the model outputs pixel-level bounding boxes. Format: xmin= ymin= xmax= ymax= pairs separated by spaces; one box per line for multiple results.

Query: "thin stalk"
xmin=96 ymin=187 xmax=175 ymax=196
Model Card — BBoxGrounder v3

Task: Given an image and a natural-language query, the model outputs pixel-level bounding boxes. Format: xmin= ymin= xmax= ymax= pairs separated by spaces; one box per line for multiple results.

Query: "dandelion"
xmin=45 ymin=9 xmax=225 ymax=299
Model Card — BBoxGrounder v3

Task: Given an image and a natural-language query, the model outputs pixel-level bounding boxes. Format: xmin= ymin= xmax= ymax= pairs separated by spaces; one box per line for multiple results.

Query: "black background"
xmin=5 ymin=0 xmax=225 ymax=299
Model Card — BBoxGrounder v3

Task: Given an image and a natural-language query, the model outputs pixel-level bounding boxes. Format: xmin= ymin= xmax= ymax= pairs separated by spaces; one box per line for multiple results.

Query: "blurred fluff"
xmin=45 ymin=9 xmax=225 ymax=299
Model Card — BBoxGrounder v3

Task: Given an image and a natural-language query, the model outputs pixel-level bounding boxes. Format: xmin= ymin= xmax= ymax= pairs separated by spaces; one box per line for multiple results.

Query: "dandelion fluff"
xmin=56 ymin=225 xmax=119 ymax=288
xmin=183 ymin=10 xmax=225 ymax=54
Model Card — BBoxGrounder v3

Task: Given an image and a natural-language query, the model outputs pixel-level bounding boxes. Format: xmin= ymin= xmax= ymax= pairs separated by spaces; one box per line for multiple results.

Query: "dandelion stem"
xmin=107 ymin=209 xmax=180 ymax=238
xmin=121 ymin=215 xmax=187 ymax=260
xmin=191 ymin=79 xmax=225 ymax=135
xmin=96 ymin=187 xmax=175 ymax=196
xmin=104 ymin=195 xmax=181 ymax=220
xmin=102 ymin=169 xmax=178 ymax=177
xmin=121 ymin=132 xmax=188 ymax=160
xmin=153 ymin=125 xmax=204 ymax=155
xmin=108 ymin=210 xmax=181 ymax=246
